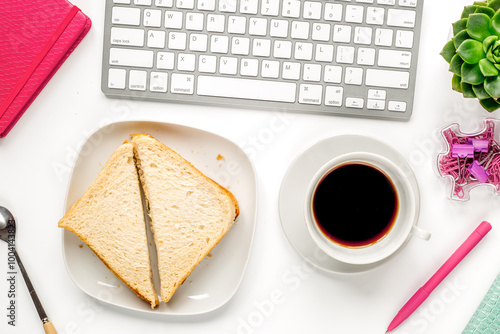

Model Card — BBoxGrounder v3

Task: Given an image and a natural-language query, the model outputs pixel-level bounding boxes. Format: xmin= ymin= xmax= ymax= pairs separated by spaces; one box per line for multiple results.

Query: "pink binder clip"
xmin=437 ymin=119 xmax=500 ymax=201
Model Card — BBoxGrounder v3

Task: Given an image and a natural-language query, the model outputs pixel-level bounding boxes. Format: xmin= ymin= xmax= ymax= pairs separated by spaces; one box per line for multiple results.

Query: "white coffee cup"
xmin=304 ymin=152 xmax=430 ymax=266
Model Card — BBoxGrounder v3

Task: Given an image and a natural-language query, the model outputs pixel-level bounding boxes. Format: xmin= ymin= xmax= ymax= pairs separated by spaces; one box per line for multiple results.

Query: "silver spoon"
xmin=0 ymin=206 xmax=56 ymax=334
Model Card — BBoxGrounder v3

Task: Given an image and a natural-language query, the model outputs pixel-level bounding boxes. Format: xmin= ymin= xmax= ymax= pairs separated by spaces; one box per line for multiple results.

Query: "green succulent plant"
xmin=441 ymin=0 xmax=500 ymax=112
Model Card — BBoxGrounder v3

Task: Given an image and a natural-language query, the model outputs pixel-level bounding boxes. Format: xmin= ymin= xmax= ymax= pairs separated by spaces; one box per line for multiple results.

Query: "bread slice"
xmin=131 ymin=133 xmax=239 ymax=302
xmin=58 ymin=141 xmax=159 ymax=308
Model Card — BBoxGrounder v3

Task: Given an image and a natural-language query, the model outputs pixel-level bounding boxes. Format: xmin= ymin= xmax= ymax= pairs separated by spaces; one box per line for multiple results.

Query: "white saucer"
xmin=278 ymin=134 xmax=421 ymax=274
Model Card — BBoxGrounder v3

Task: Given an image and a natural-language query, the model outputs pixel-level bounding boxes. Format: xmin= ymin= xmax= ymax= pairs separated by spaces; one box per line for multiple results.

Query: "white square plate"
xmin=61 ymin=120 xmax=257 ymax=315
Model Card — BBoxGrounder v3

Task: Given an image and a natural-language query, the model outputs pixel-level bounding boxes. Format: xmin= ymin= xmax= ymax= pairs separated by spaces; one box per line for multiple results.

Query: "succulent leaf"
xmin=484 ymin=75 xmax=500 ymax=96
xmin=479 ymin=98 xmax=500 ymax=111
xmin=472 ymin=83 xmax=492 ymax=99
xmin=483 ymin=35 xmax=498 ymax=52
xmin=479 ymin=58 xmax=499 ymax=75
xmin=491 ymin=10 xmax=500 ymax=35
xmin=452 ymin=74 xmax=463 ymax=92
xmin=454 ymin=30 xmax=472 ymax=49
xmin=475 ymin=6 xmax=496 ymax=17
xmin=462 ymin=6 xmax=477 ymax=18
xmin=462 ymin=83 xmax=478 ymax=97
xmin=441 ymin=40 xmax=457 ymax=63
xmin=468 ymin=13 xmax=492 ymax=41
xmin=450 ymin=54 xmax=465 ymax=74
xmin=462 ymin=62 xmax=486 ymax=84
xmin=453 ymin=18 xmax=469 ymax=35
xmin=488 ymin=0 xmax=500 ymax=11
xmin=458 ymin=39 xmax=486 ymax=63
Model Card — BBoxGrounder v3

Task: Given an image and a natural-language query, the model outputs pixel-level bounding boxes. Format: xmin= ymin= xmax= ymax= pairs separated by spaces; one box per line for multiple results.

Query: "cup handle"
xmin=412 ymin=226 xmax=431 ymax=241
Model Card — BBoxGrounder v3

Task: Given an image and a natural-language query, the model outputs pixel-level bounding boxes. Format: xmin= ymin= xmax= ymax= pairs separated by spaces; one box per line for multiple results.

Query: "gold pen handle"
xmin=43 ymin=320 xmax=57 ymax=334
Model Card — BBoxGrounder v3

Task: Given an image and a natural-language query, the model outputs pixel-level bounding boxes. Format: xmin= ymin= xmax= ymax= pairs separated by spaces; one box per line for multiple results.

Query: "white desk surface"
xmin=1 ymin=1 xmax=500 ymax=333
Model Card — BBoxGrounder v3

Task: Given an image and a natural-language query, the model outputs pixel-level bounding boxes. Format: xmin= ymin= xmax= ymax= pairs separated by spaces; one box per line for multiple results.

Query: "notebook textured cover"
xmin=0 ymin=0 xmax=91 ymax=138
xmin=463 ymin=273 xmax=500 ymax=333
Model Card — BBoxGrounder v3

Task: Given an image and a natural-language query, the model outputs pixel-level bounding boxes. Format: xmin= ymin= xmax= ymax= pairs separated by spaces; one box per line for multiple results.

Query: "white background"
xmin=1 ymin=0 xmax=500 ymax=333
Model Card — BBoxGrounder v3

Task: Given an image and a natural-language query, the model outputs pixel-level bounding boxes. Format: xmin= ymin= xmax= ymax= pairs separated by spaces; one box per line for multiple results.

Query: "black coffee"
xmin=312 ymin=163 xmax=398 ymax=247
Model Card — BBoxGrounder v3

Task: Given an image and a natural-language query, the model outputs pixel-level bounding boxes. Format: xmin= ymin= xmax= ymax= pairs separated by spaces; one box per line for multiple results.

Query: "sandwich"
xmin=58 ymin=141 xmax=159 ymax=308
xmin=131 ymin=133 xmax=239 ymax=302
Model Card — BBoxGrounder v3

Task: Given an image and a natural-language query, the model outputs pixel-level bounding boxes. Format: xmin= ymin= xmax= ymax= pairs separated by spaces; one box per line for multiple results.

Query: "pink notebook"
xmin=0 ymin=0 xmax=91 ymax=138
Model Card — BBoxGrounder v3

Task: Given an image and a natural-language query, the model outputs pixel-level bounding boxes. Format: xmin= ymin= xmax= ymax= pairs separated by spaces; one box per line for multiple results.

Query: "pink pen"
xmin=386 ymin=221 xmax=492 ymax=333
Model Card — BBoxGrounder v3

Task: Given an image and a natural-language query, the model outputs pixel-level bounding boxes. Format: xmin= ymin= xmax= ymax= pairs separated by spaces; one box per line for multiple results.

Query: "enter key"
xmin=378 ymin=49 xmax=412 ymax=69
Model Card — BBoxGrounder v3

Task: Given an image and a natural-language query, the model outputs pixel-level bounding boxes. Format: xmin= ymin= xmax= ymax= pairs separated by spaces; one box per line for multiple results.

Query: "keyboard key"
xmin=176 ymin=0 xmax=194 ymax=9
xmin=325 ymin=86 xmax=343 ymax=106
xmin=366 ymin=69 xmax=409 ymax=89
xmin=165 ymin=11 xmax=183 ymax=29
xmin=303 ymin=64 xmax=322 ymax=82
xmin=345 ymin=5 xmax=364 ymax=23
xmin=366 ymin=7 xmax=385 ymax=25
xmin=388 ymin=101 xmax=407 ymax=111
xmin=354 ymin=27 xmax=373 ymax=44
xmin=185 ymin=12 xmax=204 ymax=30
xmin=387 ymin=9 xmax=416 ymax=28
xmin=197 ymin=0 xmax=215 ymax=10
xmin=197 ymin=76 xmax=296 ymax=102
xmin=109 ymin=48 xmax=154 ymax=68
xmin=150 ymin=72 xmax=168 ymax=92
xmin=135 ymin=0 xmax=152 ymax=5
xmin=282 ymin=0 xmax=301 ymax=18
xmin=261 ymin=0 xmax=280 ymax=16
xmin=312 ymin=23 xmax=331 ymax=41
xmin=294 ymin=42 xmax=313 ymax=60
xmin=240 ymin=58 xmax=259 ymax=77
xmin=315 ymin=44 xmax=334 ymax=62
xmin=291 ymin=21 xmax=310 ymax=39
xmin=157 ymin=52 xmax=175 ymax=69
xmin=396 ymin=30 xmax=414 ymax=48
xmin=345 ymin=67 xmax=363 ymax=85
xmin=346 ymin=97 xmax=364 ymax=108
xmin=324 ymin=3 xmax=343 ymax=21
xmin=367 ymin=99 xmax=385 ymax=110
xmin=270 ymin=19 xmax=289 ymax=38
xmin=114 ymin=0 xmax=131 ymax=3
xmin=210 ymin=35 xmax=229 ymax=53
xmin=110 ymin=27 xmax=144 ymax=46
xmin=199 ymin=55 xmax=217 ymax=73
xmin=129 ymin=70 xmax=147 ymax=91
xmin=171 ymin=73 xmax=194 ymax=94
xmin=333 ymin=25 xmax=352 ymax=43
xmin=377 ymin=0 xmax=395 ymax=4
xmin=168 ymin=31 xmax=187 ymax=49
xmin=147 ymin=30 xmax=166 ymax=48
xmin=189 ymin=33 xmax=208 ymax=51
xmin=324 ymin=65 xmax=342 ymax=83
xmin=108 ymin=68 xmax=126 ymax=89
xmin=336 ymin=46 xmax=355 ymax=64
xmin=261 ymin=60 xmax=280 ymax=78
xmin=218 ymin=0 xmax=236 ymax=12
xmin=144 ymin=9 xmax=162 ymax=27
xmin=112 ymin=7 xmax=141 ymax=26
xmin=357 ymin=47 xmax=376 ymax=65
xmin=399 ymin=0 xmax=417 ymax=7
xmin=252 ymin=39 xmax=271 ymax=57
xmin=177 ymin=53 xmax=196 ymax=71
xmin=375 ymin=28 xmax=393 ymax=46
xmin=219 ymin=56 xmax=238 ymax=74
xmin=232 ymin=37 xmax=250 ymax=55
xmin=368 ymin=89 xmax=386 ymax=100
xmin=282 ymin=62 xmax=301 ymax=80
xmin=299 ymin=84 xmax=322 ymax=105
xmin=207 ymin=14 xmax=225 ymax=32
xmin=303 ymin=1 xmax=322 ymax=20
xmin=273 ymin=40 xmax=292 ymax=59
xmin=228 ymin=16 xmax=247 ymax=34
xmin=155 ymin=0 xmax=173 ymax=7
xmin=249 ymin=18 xmax=268 ymax=36
xmin=378 ymin=49 xmax=412 ymax=69
xmin=240 ymin=0 xmax=259 ymax=14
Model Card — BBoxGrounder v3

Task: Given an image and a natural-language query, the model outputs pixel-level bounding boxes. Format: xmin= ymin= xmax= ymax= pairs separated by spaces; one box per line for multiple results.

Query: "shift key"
xmin=366 ymin=69 xmax=409 ymax=89
xmin=109 ymin=48 xmax=154 ymax=68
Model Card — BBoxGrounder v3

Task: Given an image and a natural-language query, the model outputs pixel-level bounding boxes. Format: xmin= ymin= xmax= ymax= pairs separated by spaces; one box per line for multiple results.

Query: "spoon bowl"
xmin=0 ymin=206 xmax=57 ymax=334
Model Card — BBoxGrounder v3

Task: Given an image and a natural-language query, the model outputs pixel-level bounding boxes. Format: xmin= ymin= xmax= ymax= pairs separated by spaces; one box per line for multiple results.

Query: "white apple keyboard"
xmin=102 ymin=0 xmax=423 ymax=120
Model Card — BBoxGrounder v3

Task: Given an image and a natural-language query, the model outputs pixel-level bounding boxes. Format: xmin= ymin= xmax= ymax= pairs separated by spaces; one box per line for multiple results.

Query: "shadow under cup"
xmin=305 ymin=152 xmax=425 ymax=266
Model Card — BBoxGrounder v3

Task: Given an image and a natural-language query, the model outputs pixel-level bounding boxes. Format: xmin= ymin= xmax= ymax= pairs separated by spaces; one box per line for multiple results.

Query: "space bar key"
xmin=197 ymin=76 xmax=297 ymax=103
